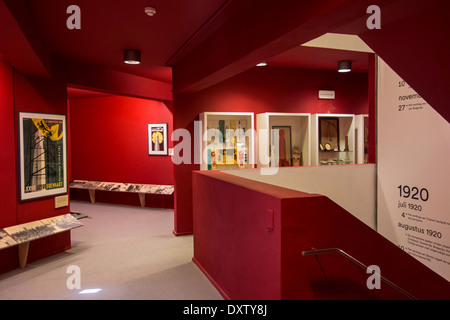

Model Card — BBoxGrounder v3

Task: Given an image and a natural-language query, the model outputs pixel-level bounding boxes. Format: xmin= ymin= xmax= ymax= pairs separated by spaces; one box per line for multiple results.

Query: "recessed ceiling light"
xmin=338 ymin=60 xmax=352 ymax=73
xmin=145 ymin=7 xmax=157 ymax=16
xmin=123 ymin=50 xmax=141 ymax=65
xmin=256 ymin=61 xmax=267 ymax=67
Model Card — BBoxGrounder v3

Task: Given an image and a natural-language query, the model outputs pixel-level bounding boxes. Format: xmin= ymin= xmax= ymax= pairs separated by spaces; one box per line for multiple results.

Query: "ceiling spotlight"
xmin=123 ymin=50 xmax=141 ymax=65
xmin=256 ymin=61 xmax=267 ymax=67
xmin=145 ymin=7 xmax=157 ymax=16
xmin=338 ymin=60 xmax=352 ymax=73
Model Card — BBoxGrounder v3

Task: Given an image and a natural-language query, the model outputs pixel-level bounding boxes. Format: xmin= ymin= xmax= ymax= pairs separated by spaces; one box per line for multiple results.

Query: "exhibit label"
xmin=377 ymin=58 xmax=450 ymax=281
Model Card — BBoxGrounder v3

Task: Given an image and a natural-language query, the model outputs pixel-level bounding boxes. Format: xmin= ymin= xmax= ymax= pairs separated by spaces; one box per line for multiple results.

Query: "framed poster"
xmin=319 ymin=117 xmax=339 ymax=151
xmin=18 ymin=112 xmax=68 ymax=201
xmin=271 ymin=125 xmax=292 ymax=167
xmin=148 ymin=123 xmax=168 ymax=155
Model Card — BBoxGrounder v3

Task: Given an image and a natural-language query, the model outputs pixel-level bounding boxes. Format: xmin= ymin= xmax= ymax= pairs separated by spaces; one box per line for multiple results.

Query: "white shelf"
xmin=199 ymin=112 xmax=255 ymax=171
xmin=311 ymin=114 xmax=356 ymax=166
xmin=256 ymin=113 xmax=311 ymax=168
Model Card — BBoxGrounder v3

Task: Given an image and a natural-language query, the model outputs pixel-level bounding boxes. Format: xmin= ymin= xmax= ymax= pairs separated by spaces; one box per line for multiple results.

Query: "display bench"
xmin=0 ymin=214 xmax=83 ymax=268
xmin=199 ymin=112 xmax=255 ymax=171
xmin=256 ymin=113 xmax=311 ymax=167
xmin=70 ymin=180 xmax=174 ymax=208
xmin=355 ymin=114 xmax=369 ymax=164
xmin=311 ymin=114 xmax=355 ymax=166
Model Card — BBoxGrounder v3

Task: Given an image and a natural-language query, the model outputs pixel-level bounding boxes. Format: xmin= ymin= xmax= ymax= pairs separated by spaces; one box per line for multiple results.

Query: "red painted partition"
xmin=192 ymin=171 xmax=450 ymax=300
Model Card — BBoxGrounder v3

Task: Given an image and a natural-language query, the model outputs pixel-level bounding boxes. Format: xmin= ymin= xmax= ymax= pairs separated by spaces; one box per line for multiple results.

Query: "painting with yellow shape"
xmin=21 ymin=115 xmax=65 ymax=197
xmin=151 ymin=128 xmax=164 ymax=152
xmin=32 ymin=119 xmax=64 ymax=141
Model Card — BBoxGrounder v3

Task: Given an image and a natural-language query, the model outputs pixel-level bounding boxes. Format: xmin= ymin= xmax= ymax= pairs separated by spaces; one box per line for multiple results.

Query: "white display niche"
xmin=256 ymin=113 xmax=311 ymax=168
xmin=311 ymin=114 xmax=355 ymax=166
xmin=199 ymin=112 xmax=255 ymax=171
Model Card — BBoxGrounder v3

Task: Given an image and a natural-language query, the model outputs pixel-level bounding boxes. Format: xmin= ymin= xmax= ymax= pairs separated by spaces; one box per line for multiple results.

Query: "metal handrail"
xmin=301 ymin=248 xmax=417 ymax=300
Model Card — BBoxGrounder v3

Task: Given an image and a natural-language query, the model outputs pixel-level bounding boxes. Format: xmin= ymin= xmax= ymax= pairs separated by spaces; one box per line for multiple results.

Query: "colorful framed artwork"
xmin=18 ymin=112 xmax=68 ymax=201
xmin=148 ymin=123 xmax=168 ymax=156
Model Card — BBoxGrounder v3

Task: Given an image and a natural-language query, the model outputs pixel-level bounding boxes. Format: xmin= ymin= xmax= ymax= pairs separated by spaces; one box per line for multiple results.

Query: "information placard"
xmin=377 ymin=58 xmax=450 ymax=281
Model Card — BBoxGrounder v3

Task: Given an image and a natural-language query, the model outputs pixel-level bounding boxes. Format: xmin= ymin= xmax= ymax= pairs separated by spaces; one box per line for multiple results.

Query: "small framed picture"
xmin=148 ymin=123 xmax=168 ymax=156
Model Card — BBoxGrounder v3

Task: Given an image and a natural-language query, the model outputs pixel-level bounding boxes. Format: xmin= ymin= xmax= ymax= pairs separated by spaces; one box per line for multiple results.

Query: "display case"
xmin=311 ymin=114 xmax=355 ymax=166
xmin=199 ymin=112 xmax=255 ymax=171
xmin=256 ymin=113 xmax=311 ymax=168
xmin=355 ymin=114 xmax=369 ymax=164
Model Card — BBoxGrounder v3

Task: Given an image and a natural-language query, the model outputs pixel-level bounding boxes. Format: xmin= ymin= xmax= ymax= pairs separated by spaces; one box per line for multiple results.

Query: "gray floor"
xmin=0 ymin=201 xmax=223 ymax=300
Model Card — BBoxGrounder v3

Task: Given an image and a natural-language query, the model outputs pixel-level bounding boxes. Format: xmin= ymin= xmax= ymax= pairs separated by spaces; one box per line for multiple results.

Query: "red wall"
xmin=193 ymin=171 xmax=450 ymax=300
xmin=0 ymin=59 xmax=18 ymax=273
xmin=69 ymin=95 xmax=174 ymax=208
xmin=359 ymin=0 xmax=450 ymax=125
xmin=0 ymin=59 xmax=16 ymax=227
xmin=0 ymin=58 xmax=71 ymax=274
xmin=173 ymin=66 xmax=370 ymax=235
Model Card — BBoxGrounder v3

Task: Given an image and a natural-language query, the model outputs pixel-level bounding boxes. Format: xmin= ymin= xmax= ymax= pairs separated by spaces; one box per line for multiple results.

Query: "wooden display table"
xmin=70 ymin=180 xmax=174 ymax=208
xmin=0 ymin=214 xmax=83 ymax=268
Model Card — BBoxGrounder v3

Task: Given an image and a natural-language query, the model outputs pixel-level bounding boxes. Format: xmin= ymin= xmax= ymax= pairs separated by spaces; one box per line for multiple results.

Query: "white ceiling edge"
xmin=302 ymin=33 xmax=374 ymax=53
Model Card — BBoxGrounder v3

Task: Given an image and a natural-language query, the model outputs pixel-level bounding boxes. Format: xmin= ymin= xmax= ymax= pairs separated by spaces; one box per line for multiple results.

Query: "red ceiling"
xmin=66 ymin=87 xmax=113 ymax=100
xmin=25 ymin=0 xmax=230 ymax=84
xmin=4 ymin=0 xmax=448 ymax=123
xmin=3 ymin=0 xmax=374 ymax=92
xmin=268 ymin=46 xmax=370 ymax=73
xmin=19 ymin=0 xmax=373 ymax=85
